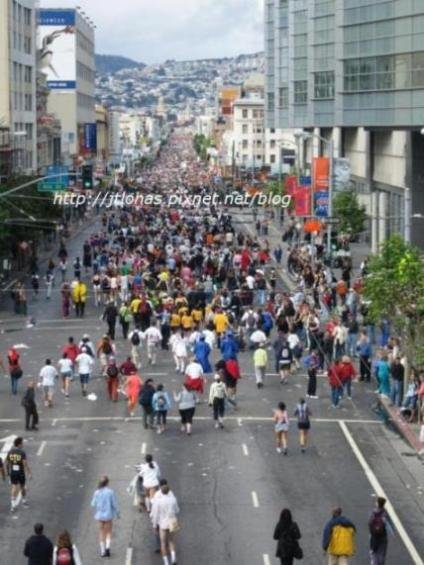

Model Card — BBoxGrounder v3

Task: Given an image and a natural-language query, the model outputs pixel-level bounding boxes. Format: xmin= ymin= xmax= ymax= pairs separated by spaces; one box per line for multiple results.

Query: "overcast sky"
xmin=41 ymin=0 xmax=264 ymax=63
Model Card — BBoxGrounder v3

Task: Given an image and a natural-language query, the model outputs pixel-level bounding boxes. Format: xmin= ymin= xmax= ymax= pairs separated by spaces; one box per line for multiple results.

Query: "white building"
xmin=38 ymin=7 xmax=95 ymax=163
xmin=195 ymin=115 xmax=214 ymax=139
xmin=0 ymin=0 xmax=37 ymax=173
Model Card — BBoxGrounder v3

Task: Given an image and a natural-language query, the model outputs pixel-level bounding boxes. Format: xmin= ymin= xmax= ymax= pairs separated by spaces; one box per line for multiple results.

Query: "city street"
xmin=0 ymin=217 xmax=423 ymax=565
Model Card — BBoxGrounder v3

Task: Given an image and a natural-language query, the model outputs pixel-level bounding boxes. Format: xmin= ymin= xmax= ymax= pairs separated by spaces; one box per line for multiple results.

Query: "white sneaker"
xmin=215 ymin=422 xmax=219 ymax=429
xmin=276 ymin=447 xmax=282 ymax=454
xmin=310 ymin=395 xmax=319 ymax=399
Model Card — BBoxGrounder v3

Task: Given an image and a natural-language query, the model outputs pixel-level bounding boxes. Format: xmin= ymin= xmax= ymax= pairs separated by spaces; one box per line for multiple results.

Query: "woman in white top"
xmin=150 ymin=481 xmax=180 ymax=565
xmin=57 ymin=352 xmax=74 ymax=398
xmin=170 ymin=332 xmax=188 ymax=373
xmin=138 ymin=454 xmax=161 ymax=512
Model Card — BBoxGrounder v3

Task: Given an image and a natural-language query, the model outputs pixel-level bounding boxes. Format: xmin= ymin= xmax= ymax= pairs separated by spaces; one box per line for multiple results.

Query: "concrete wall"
xmin=373 ymin=130 xmax=407 ymax=189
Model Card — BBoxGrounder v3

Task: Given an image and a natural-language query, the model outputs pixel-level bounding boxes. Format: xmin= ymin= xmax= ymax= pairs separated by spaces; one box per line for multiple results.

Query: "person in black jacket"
xmin=103 ymin=302 xmax=118 ymax=341
xmin=24 ymin=523 xmax=53 ymax=565
xmin=22 ymin=381 xmax=39 ymax=431
xmin=273 ymin=508 xmax=302 ymax=564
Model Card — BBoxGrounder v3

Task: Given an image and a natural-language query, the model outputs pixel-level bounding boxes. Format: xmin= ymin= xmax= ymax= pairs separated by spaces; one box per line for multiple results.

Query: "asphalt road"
xmin=0 ymin=214 xmax=423 ymax=565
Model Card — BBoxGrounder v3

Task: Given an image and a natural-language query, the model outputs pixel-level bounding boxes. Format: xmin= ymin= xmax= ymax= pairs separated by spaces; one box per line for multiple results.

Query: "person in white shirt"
xmin=137 ymin=454 xmax=161 ymax=512
xmin=150 ymin=480 xmax=180 ymax=565
xmin=39 ymin=359 xmax=58 ymax=407
xmin=143 ymin=324 xmax=163 ymax=366
xmin=128 ymin=329 xmax=143 ymax=369
xmin=287 ymin=330 xmax=302 ymax=369
xmin=184 ymin=358 xmax=205 ymax=402
xmin=170 ymin=332 xmax=188 ymax=374
xmin=75 ymin=347 xmax=94 ymax=397
xmin=57 ymin=352 xmax=74 ymax=397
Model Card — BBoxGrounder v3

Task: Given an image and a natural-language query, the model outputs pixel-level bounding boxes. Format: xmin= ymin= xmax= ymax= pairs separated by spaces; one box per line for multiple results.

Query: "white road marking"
xmin=37 ymin=441 xmax=46 ymax=457
xmin=252 ymin=491 xmax=259 ymax=508
xmin=263 ymin=555 xmax=271 ymax=565
xmin=339 ymin=421 xmax=424 ymax=565
xmin=238 ymin=418 xmax=243 ymax=426
xmin=242 ymin=444 xmax=249 ymax=456
xmin=125 ymin=547 xmax=133 ymax=565
xmin=0 ymin=435 xmax=17 ymax=462
xmin=51 ymin=419 xmax=57 ymax=427
xmin=141 ymin=442 xmax=147 ymax=455
xmin=0 ymin=416 xmax=382 ymax=424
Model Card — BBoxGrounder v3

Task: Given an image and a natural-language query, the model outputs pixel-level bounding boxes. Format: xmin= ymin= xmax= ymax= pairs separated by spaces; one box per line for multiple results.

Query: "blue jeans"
xmin=347 ymin=333 xmax=357 ymax=357
xmin=343 ymin=380 xmax=352 ymax=398
xmin=331 ymin=386 xmax=343 ymax=407
xmin=391 ymin=380 xmax=403 ymax=407
xmin=11 ymin=376 xmax=19 ymax=395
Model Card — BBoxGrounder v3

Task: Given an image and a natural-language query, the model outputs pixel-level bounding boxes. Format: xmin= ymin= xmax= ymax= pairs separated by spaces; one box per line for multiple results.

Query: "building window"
xmin=242 ymin=154 xmax=248 ymax=163
xmin=270 ymin=128 xmax=275 ymax=133
xmin=24 ymin=65 xmax=32 ymax=83
xmin=24 ymin=36 xmax=31 ymax=54
xmin=25 ymin=123 xmax=33 ymax=140
xmin=278 ymin=86 xmax=289 ymax=108
xmin=256 ymin=140 xmax=262 ymax=147
xmin=294 ymin=80 xmax=308 ymax=104
xmin=24 ymin=94 xmax=32 ymax=111
xmin=242 ymin=109 xmax=248 ymax=118
xmin=270 ymin=140 xmax=276 ymax=149
xmin=270 ymin=154 xmax=276 ymax=163
xmin=344 ymin=52 xmax=424 ymax=91
xmin=242 ymin=140 xmax=249 ymax=149
xmin=24 ymin=7 xmax=31 ymax=25
xmin=314 ymin=71 xmax=335 ymax=99
xmin=242 ymin=124 xmax=248 ymax=134
xmin=267 ymin=92 xmax=275 ymax=112
xmin=256 ymin=155 xmax=262 ymax=160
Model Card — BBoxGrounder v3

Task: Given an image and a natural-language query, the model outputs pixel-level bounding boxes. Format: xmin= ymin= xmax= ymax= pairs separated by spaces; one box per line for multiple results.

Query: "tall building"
xmin=95 ymin=104 xmax=108 ymax=173
xmin=0 ymin=0 xmax=37 ymax=175
xmin=265 ymin=0 xmax=424 ymax=249
xmin=38 ymin=7 xmax=95 ymax=165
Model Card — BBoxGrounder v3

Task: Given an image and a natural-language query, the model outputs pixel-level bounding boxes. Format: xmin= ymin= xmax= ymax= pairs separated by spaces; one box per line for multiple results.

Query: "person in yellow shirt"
xmin=130 ymin=296 xmax=142 ymax=329
xmin=191 ymin=307 xmax=203 ymax=325
xmin=181 ymin=312 xmax=194 ymax=331
xmin=72 ymin=280 xmax=87 ymax=318
xmin=214 ymin=309 xmax=229 ymax=346
xmin=170 ymin=311 xmax=181 ymax=329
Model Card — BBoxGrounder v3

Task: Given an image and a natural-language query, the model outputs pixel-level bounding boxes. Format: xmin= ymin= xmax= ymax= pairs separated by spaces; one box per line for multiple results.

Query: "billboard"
xmin=38 ymin=10 xmax=76 ymax=90
xmin=312 ymin=157 xmax=330 ymax=192
xmin=83 ymin=123 xmax=97 ymax=151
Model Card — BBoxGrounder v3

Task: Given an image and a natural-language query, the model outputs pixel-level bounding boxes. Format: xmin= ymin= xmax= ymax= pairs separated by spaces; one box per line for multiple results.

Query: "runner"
xmin=75 ymin=346 xmax=95 ymax=397
xmin=137 ymin=454 xmax=161 ymax=512
xmin=125 ymin=369 xmax=143 ymax=417
xmin=152 ymin=384 xmax=172 ymax=434
xmin=57 ymin=352 xmax=73 ymax=397
xmin=294 ymin=398 xmax=311 ymax=453
xmin=39 ymin=359 xmax=58 ymax=408
xmin=143 ymin=322 xmax=162 ymax=365
xmin=6 ymin=436 xmax=31 ymax=512
xmin=139 ymin=379 xmax=156 ymax=429
xmin=273 ymin=402 xmax=289 ymax=455
xmin=22 ymin=380 xmax=39 ymax=431
xmin=150 ymin=479 xmax=180 ymax=565
xmin=208 ymin=372 xmax=227 ymax=429
xmin=105 ymin=358 xmax=120 ymax=402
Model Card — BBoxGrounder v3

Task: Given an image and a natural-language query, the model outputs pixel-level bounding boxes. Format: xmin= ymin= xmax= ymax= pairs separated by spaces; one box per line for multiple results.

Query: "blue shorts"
xmin=79 ymin=373 xmax=90 ymax=385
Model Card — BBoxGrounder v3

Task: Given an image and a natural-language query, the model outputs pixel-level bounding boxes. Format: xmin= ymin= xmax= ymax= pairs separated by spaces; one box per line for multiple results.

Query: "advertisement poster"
xmin=312 ymin=157 xmax=330 ymax=192
xmin=314 ymin=191 xmax=329 ymax=217
xmin=38 ymin=9 xmax=76 ymax=90
xmin=285 ymin=175 xmax=298 ymax=197
xmin=294 ymin=185 xmax=311 ymax=216
xmin=84 ymin=123 xmax=97 ymax=151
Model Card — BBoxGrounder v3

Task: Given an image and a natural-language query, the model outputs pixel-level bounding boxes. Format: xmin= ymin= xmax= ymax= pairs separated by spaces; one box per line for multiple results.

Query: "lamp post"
xmin=294 ymin=131 xmax=334 ymax=257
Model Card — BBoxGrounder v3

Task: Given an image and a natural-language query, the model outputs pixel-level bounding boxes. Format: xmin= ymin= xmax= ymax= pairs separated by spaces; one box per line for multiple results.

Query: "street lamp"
xmin=294 ymin=131 xmax=334 ymax=256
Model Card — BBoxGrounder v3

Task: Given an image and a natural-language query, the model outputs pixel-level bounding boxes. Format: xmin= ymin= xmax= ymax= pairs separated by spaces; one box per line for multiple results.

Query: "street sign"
xmin=38 ymin=165 xmax=69 ymax=192
xmin=324 ymin=217 xmax=341 ymax=225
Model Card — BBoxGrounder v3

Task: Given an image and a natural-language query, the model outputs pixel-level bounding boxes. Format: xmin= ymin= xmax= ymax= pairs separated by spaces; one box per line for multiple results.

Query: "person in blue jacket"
xmin=194 ymin=335 xmax=212 ymax=374
xmin=152 ymin=383 xmax=172 ymax=434
xmin=91 ymin=476 xmax=119 ymax=558
xmin=220 ymin=331 xmax=239 ymax=361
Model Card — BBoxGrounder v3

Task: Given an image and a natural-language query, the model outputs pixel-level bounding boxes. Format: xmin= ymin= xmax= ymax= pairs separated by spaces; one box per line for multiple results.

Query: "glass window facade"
xmin=314 ymin=71 xmax=335 ymax=99
xmin=278 ymin=86 xmax=289 ymax=108
xmin=294 ymin=80 xmax=308 ymax=104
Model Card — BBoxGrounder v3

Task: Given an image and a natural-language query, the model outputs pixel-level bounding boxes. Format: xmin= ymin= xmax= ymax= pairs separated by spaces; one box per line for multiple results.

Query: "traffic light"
xmin=81 ymin=165 xmax=93 ymax=189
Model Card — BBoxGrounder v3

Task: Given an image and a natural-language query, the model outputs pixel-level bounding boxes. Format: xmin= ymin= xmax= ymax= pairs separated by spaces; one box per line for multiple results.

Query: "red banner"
xmin=312 ymin=157 xmax=329 ymax=192
xmin=285 ymin=175 xmax=298 ymax=196
xmin=294 ymin=185 xmax=311 ymax=216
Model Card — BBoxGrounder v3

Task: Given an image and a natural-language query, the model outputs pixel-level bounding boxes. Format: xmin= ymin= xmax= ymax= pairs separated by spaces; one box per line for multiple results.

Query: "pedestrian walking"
xmin=75 ymin=347 xmax=94 ymax=397
xmin=139 ymin=379 xmax=156 ymax=429
xmin=103 ymin=302 xmax=118 ymax=341
xmin=97 ymin=335 xmax=115 ymax=376
xmin=22 ymin=380 xmax=39 ymax=431
xmin=39 ymin=359 xmax=58 ymax=408
xmin=91 ymin=476 xmax=119 ymax=558
xmin=278 ymin=337 xmax=293 ymax=384
xmin=328 ymin=359 xmax=343 ymax=408
xmin=294 ymin=398 xmax=311 ymax=452
xmin=106 ymin=358 xmax=120 ymax=402
xmin=322 ymin=507 xmax=356 ymax=565
xmin=119 ymin=301 xmax=132 ymax=340
xmin=6 ymin=436 xmax=31 ymax=512
xmin=45 ymin=272 xmax=54 ymax=300
xmin=273 ymin=402 xmax=289 ymax=455
xmin=306 ymin=353 xmax=319 ymax=398
xmin=339 ymin=356 xmax=356 ymax=400
xmin=377 ymin=355 xmax=391 ymax=397
xmin=24 ymin=523 xmax=53 ymax=565
xmin=390 ymin=357 xmax=404 ymax=407
xmin=184 ymin=357 xmax=205 ymax=402
xmin=174 ymin=384 xmax=196 ymax=436
xmin=150 ymin=479 xmax=180 ymax=565
xmin=8 ymin=346 xmax=22 ymax=395
xmin=369 ymin=497 xmax=394 ymax=565
xmin=152 ymin=384 xmax=171 ymax=434
xmin=53 ymin=530 xmax=82 ymax=565
xmin=143 ymin=323 xmax=162 ymax=365
xmin=208 ymin=373 xmax=227 ymax=429
xmin=357 ymin=332 xmax=372 ymax=382
xmin=57 ymin=352 xmax=73 ymax=398
xmin=137 ymin=454 xmax=161 ymax=512
xmin=72 ymin=279 xmax=87 ymax=318
xmin=125 ymin=370 xmax=143 ymax=417
xmin=128 ymin=328 xmax=143 ymax=369
xmin=273 ymin=508 xmax=303 ymax=565
xmin=253 ymin=342 xmax=268 ymax=389
xmin=61 ymin=281 xmax=71 ymax=318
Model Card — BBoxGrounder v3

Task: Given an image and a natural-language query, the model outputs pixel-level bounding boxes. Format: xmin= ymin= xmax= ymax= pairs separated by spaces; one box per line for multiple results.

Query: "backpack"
xmin=139 ymin=386 xmax=154 ymax=406
xmin=103 ymin=342 xmax=112 ymax=355
xmin=107 ymin=366 xmax=119 ymax=379
xmin=369 ymin=513 xmax=386 ymax=537
xmin=131 ymin=332 xmax=141 ymax=346
xmin=139 ymin=301 xmax=151 ymax=316
xmin=156 ymin=394 xmax=166 ymax=409
xmin=56 ymin=547 xmax=74 ymax=565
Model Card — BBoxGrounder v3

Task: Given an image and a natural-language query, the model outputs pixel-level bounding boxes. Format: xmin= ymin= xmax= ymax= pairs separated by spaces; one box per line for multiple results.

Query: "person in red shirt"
xmin=339 ymin=355 xmax=357 ymax=400
xmin=62 ymin=336 xmax=79 ymax=377
xmin=119 ymin=357 xmax=137 ymax=377
xmin=328 ymin=359 xmax=343 ymax=408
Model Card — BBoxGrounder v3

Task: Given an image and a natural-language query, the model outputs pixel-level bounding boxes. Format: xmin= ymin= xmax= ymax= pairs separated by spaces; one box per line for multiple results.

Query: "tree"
xmin=193 ymin=134 xmax=212 ymax=161
xmin=363 ymin=235 xmax=424 ymax=372
xmin=333 ymin=191 xmax=367 ymax=238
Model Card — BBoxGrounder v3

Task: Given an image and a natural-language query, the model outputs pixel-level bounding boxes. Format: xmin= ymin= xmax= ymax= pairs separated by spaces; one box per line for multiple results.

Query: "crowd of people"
xmin=0 ymin=130 xmax=420 ymax=564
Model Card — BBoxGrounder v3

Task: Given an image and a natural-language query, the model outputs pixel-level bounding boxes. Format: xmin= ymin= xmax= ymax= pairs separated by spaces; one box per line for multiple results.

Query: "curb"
xmin=378 ymin=396 xmax=424 ymax=456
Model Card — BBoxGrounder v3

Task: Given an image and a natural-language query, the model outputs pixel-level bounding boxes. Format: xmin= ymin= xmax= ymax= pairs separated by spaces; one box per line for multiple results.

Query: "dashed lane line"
xmin=36 ymin=441 xmax=46 ymax=457
xmin=125 ymin=547 xmax=133 ymax=565
xmin=242 ymin=444 xmax=249 ymax=456
xmin=339 ymin=420 xmax=423 ymax=565
xmin=251 ymin=491 xmax=259 ymax=508
xmin=263 ymin=555 xmax=271 ymax=565
xmin=141 ymin=442 xmax=147 ymax=455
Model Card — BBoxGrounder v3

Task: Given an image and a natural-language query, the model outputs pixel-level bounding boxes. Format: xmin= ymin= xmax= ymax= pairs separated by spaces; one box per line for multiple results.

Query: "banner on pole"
xmin=312 ymin=157 xmax=329 ymax=192
xmin=294 ymin=185 xmax=311 ymax=216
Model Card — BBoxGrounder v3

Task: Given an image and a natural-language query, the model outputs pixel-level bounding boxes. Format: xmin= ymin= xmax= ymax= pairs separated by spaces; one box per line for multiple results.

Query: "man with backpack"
xmin=128 ymin=329 xmax=143 ymax=369
xmin=138 ymin=295 xmax=152 ymax=331
xmin=322 ymin=507 xmax=356 ymax=564
xmin=369 ymin=497 xmax=394 ymax=565
xmin=139 ymin=379 xmax=156 ymax=429
xmin=106 ymin=358 xmax=120 ymax=402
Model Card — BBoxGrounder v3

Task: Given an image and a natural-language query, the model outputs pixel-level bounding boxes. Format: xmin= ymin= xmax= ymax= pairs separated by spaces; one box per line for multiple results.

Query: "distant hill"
xmin=95 ymin=54 xmax=145 ymax=74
